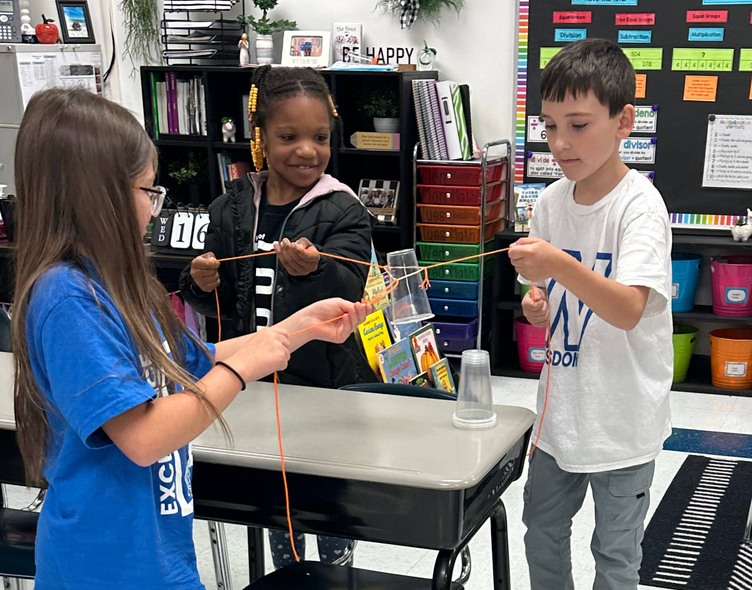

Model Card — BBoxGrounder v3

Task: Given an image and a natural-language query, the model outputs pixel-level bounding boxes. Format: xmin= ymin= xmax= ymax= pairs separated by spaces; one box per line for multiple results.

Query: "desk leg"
xmin=247 ymin=526 xmax=266 ymax=582
xmin=432 ymin=548 xmax=458 ymax=590
xmin=491 ymin=501 xmax=511 ymax=590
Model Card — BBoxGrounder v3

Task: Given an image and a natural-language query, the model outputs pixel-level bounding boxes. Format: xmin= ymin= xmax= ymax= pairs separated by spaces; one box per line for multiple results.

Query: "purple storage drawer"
xmin=437 ymin=336 xmax=476 ymax=353
xmin=433 ymin=318 xmax=479 ymax=340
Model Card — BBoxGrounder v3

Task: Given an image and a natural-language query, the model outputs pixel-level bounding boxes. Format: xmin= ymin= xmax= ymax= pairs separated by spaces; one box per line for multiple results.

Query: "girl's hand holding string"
xmin=190 ymin=251 xmax=221 ymax=292
xmin=274 ymin=237 xmax=320 ymax=276
xmin=281 ymin=298 xmax=369 ymax=349
xmin=226 ymin=325 xmax=291 ymax=382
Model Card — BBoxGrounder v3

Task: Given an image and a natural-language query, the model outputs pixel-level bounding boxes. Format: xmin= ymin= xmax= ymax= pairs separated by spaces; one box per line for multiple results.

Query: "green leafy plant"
xmin=120 ymin=0 xmax=161 ymax=66
xmin=237 ymin=0 xmax=297 ymax=35
xmin=375 ymin=0 xmax=465 ymax=25
xmin=168 ymin=153 xmax=203 ymax=185
xmin=421 ymin=40 xmax=437 ymax=57
xmin=360 ymin=90 xmax=400 ymax=119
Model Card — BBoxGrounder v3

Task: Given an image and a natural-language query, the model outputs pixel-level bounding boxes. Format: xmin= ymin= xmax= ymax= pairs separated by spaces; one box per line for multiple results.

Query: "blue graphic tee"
xmin=25 ymin=262 xmax=215 ymax=588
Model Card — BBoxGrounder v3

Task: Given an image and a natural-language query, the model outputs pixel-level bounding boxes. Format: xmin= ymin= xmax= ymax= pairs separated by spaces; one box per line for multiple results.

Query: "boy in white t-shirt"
xmin=508 ymin=38 xmax=672 ymax=590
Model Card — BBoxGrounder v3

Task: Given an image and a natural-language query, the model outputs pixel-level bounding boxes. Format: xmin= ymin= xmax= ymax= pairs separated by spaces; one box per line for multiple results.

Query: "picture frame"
xmin=281 ymin=31 xmax=331 ymax=68
xmin=241 ymin=93 xmax=251 ymax=139
xmin=55 ymin=0 xmax=95 ymax=43
xmin=358 ymin=179 xmax=400 ymax=225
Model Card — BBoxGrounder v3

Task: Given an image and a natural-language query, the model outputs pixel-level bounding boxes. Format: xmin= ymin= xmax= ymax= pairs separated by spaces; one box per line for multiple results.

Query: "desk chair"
xmin=243 ymin=382 xmax=472 ymax=590
xmin=0 ymin=480 xmax=42 ymax=589
xmin=0 ymin=308 xmax=44 ymax=589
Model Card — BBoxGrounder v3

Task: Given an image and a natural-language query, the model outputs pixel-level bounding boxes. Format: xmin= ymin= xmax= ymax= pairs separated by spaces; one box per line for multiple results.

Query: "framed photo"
xmin=281 ymin=31 xmax=331 ymax=68
xmin=56 ymin=0 xmax=95 ymax=43
xmin=358 ymin=179 xmax=400 ymax=225
xmin=241 ymin=94 xmax=251 ymax=139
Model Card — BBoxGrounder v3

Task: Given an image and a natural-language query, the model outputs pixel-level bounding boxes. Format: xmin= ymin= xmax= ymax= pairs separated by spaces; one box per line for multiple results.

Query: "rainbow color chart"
xmin=669 ymin=213 xmax=744 ymax=230
xmin=515 ymin=0 xmax=529 ymax=185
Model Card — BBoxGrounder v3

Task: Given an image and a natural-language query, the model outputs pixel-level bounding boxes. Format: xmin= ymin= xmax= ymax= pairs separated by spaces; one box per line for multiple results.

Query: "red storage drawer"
xmin=417 ymin=160 xmax=505 ymax=186
xmin=417 ymin=217 xmax=505 ymax=244
xmin=417 ymin=199 xmax=503 ymax=225
xmin=416 ymin=181 xmax=504 ymax=206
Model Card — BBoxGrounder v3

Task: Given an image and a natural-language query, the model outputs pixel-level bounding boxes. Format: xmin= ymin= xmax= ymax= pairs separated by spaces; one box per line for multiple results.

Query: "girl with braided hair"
xmin=180 ymin=65 xmax=372 ymax=568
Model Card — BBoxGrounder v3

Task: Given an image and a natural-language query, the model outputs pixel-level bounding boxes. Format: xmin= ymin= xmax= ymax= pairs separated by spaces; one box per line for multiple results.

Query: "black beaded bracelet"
xmin=215 ymin=361 xmax=246 ymax=391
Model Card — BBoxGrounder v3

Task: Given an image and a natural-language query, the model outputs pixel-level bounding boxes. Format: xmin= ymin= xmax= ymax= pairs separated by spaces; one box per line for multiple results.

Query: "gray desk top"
xmin=0 ymin=352 xmax=535 ymax=490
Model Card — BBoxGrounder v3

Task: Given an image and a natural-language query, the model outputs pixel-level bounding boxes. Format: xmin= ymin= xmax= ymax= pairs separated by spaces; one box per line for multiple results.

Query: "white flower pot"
xmin=255 ymin=34 xmax=274 ymax=65
xmin=373 ymin=117 xmax=400 ymax=133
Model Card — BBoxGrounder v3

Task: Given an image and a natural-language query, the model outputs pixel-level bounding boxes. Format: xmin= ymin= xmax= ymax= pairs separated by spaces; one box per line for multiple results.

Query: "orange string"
xmin=273 ymin=371 xmax=300 ymax=562
xmin=209 ymin=243 xmax=551 ymax=552
xmin=526 ymin=283 xmax=552 ymax=458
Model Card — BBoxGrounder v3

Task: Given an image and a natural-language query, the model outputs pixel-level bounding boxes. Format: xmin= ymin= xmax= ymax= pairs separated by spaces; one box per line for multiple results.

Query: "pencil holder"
xmin=387 ymin=248 xmax=434 ymax=325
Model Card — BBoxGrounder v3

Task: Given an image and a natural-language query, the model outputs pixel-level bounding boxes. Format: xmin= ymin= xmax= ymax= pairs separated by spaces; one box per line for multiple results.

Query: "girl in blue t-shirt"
xmin=11 ymin=87 xmax=367 ymax=589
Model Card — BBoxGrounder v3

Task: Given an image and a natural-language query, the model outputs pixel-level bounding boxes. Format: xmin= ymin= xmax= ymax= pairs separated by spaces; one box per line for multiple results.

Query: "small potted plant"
xmin=168 ymin=153 xmax=205 ymax=206
xmin=237 ymin=0 xmax=297 ymax=65
xmin=361 ymin=89 xmax=400 ymax=133
xmin=418 ymin=41 xmax=437 ymax=71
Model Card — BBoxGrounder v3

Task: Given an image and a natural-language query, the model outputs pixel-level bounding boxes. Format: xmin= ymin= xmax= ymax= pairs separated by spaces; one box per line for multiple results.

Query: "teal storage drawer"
xmin=429 ymin=297 xmax=479 ymax=318
xmin=426 ymin=278 xmax=492 ymax=301
xmin=426 ymin=279 xmax=479 ymax=300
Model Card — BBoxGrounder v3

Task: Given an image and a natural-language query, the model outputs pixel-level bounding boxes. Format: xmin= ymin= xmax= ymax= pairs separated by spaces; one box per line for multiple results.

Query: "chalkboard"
xmin=516 ymin=0 xmax=752 ymax=222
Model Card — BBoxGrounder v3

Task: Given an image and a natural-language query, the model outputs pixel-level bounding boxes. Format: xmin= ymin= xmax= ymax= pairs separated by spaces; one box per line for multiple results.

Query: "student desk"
xmin=0 ymin=352 xmax=534 ymax=589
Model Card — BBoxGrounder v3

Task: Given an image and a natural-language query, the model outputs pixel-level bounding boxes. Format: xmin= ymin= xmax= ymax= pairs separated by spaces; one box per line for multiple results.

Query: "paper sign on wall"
xmin=702 ymin=114 xmax=752 ymax=189
xmin=619 ymin=137 xmax=656 ymax=164
xmin=526 ymin=152 xmax=564 ymax=179
xmin=634 ymin=106 xmax=659 ymax=133
xmin=684 ymin=75 xmax=718 ymax=101
xmin=635 ymin=73 xmax=647 ymax=98
xmin=527 ymin=116 xmax=547 ymax=142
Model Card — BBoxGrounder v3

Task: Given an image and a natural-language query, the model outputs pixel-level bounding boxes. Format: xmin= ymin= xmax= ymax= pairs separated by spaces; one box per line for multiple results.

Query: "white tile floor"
xmin=4 ymin=376 xmax=750 ymax=589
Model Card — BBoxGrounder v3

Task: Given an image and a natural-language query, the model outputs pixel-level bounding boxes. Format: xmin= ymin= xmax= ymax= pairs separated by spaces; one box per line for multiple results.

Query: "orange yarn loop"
xmin=207 ymin=244 xmax=553 ymax=557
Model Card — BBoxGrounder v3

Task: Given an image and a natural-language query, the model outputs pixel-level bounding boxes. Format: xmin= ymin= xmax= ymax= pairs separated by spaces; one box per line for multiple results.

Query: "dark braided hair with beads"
xmin=249 ymin=65 xmax=343 ymax=146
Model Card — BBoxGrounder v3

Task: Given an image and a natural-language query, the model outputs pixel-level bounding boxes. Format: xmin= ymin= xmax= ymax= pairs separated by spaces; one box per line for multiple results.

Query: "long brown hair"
xmin=12 ymin=88 xmax=217 ymax=485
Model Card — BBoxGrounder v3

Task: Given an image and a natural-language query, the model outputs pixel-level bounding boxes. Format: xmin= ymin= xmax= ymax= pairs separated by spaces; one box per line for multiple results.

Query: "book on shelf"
xmin=363 ymin=249 xmax=390 ymax=311
xmin=358 ymin=179 xmax=400 ymax=225
xmin=217 ymin=155 xmax=252 ymax=190
xmin=429 ymin=358 xmax=456 ymax=394
xmin=409 ymin=324 xmax=442 ymax=374
xmin=378 ymin=338 xmax=419 ymax=384
xmin=356 ymin=309 xmax=393 ymax=380
xmin=331 ymin=22 xmax=362 ymax=63
xmin=514 ymin=182 xmax=547 ymax=232
xmin=409 ymin=371 xmax=431 ymax=388
xmin=350 ymin=132 xmax=400 ymax=151
xmin=152 ymin=72 xmax=207 ymax=136
xmin=434 ymin=81 xmax=471 ymax=160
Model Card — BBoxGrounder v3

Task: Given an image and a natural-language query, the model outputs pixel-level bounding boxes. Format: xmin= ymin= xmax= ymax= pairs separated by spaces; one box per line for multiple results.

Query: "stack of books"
xmin=357 ymin=311 xmax=457 ymax=393
xmin=412 ymin=79 xmax=473 ymax=161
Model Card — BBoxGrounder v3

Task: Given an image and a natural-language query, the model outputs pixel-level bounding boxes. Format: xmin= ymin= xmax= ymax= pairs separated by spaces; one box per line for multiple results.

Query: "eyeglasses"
xmin=139 ymin=185 xmax=167 ymax=217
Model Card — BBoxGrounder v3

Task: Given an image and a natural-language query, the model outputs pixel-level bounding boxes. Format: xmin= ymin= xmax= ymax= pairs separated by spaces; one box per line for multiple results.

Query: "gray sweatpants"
xmin=522 ymin=449 xmax=655 ymax=590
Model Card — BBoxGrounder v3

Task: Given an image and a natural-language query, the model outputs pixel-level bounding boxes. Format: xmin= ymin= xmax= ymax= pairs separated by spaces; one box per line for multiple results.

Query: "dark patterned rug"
xmin=639 ymin=455 xmax=752 ymax=589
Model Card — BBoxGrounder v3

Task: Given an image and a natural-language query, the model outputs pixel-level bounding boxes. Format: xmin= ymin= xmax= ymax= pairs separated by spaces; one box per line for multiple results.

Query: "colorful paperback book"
xmin=332 ymin=22 xmax=362 ymax=63
xmin=429 ymin=358 xmax=456 ymax=394
xmin=357 ymin=309 xmax=392 ymax=379
xmin=363 ymin=249 xmax=389 ymax=311
xmin=514 ymin=182 xmax=547 ymax=232
xmin=409 ymin=324 xmax=442 ymax=374
xmin=409 ymin=371 xmax=431 ymax=388
xmin=378 ymin=338 xmax=419 ymax=384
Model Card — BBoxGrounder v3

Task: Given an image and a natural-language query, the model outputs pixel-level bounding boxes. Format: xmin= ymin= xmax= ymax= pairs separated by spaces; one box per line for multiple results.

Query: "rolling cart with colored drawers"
xmin=413 ymin=140 xmax=513 ymax=357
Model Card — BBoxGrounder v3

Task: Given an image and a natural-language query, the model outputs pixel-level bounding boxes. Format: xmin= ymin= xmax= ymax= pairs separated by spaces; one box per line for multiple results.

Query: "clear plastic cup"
xmin=386 ymin=248 xmax=434 ymax=325
xmin=453 ymin=349 xmax=497 ymax=430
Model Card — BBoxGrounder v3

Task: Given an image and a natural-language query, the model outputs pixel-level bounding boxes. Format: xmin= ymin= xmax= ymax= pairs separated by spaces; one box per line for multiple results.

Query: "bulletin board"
xmin=515 ymin=0 xmax=752 ymax=228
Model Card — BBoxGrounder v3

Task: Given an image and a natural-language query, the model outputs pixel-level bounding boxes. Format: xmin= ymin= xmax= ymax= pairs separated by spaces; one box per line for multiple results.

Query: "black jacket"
xmin=180 ymin=172 xmax=376 ymax=388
